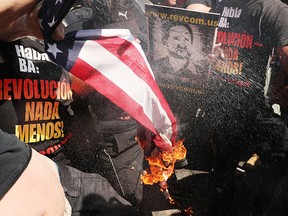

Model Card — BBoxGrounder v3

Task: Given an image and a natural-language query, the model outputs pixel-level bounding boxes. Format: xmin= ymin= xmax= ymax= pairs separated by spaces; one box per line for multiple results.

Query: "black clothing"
xmin=64 ymin=4 xmax=145 ymax=206
xmin=209 ymin=0 xmax=288 ymax=171
xmin=0 ymin=38 xmax=139 ymax=214
xmin=0 ymin=130 xmax=32 ymax=198
xmin=0 ymin=39 xmax=74 ymax=162
xmin=58 ymin=164 xmax=140 ymax=216
xmin=186 ymin=0 xmax=212 ymax=7
xmin=66 ymin=93 xmax=144 ymax=206
xmin=209 ymin=0 xmax=288 ymax=154
xmin=65 ymin=0 xmax=150 ymax=52
xmin=264 ymin=175 xmax=288 ymax=216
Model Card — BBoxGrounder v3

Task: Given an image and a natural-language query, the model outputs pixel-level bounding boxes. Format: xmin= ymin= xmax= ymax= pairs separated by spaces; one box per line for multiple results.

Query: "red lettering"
xmin=12 ymin=79 xmax=22 ymax=99
xmin=50 ymin=80 xmax=57 ymax=99
xmin=217 ymin=31 xmax=227 ymax=44
xmin=3 ymin=79 xmax=12 ymax=100
xmin=23 ymin=79 xmax=34 ymax=99
xmin=219 ymin=31 xmax=254 ymax=49
xmin=40 ymin=80 xmax=50 ymax=99
xmin=0 ymin=80 xmax=2 ymax=100
xmin=37 ymin=133 xmax=72 ymax=156
xmin=33 ymin=80 xmax=41 ymax=99
xmin=0 ymin=78 xmax=71 ymax=101
xmin=246 ymin=35 xmax=253 ymax=49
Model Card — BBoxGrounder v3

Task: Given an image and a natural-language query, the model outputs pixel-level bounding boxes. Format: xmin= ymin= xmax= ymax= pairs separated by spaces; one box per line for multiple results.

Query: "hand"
xmin=209 ymin=43 xmax=225 ymax=61
xmin=23 ymin=4 xmax=43 ymax=39
xmin=0 ymin=3 xmax=65 ymax=42
xmin=25 ymin=4 xmax=65 ymax=41
xmin=186 ymin=3 xmax=211 ymax=12
xmin=135 ymin=38 xmax=141 ymax=44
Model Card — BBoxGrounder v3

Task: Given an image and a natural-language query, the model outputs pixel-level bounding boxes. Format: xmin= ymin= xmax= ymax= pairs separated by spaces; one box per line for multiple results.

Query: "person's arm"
xmin=185 ymin=0 xmax=212 ymax=12
xmin=186 ymin=3 xmax=211 ymax=12
xmin=0 ymin=0 xmax=39 ymax=29
xmin=0 ymin=149 xmax=66 ymax=216
xmin=272 ymin=46 xmax=288 ymax=107
xmin=0 ymin=4 xmax=43 ymax=41
xmin=0 ymin=1 xmax=64 ymax=41
xmin=276 ymin=45 xmax=288 ymax=71
xmin=71 ymin=73 xmax=94 ymax=98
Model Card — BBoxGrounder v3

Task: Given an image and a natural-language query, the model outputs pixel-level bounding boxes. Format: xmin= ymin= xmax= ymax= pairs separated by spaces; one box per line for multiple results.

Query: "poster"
xmin=146 ymin=4 xmax=220 ymax=95
xmin=145 ymin=4 xmax=220 ymax=140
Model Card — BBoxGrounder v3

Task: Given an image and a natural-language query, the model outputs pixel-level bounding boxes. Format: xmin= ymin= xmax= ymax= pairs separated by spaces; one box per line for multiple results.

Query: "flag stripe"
xmin=96 ymin=30 xmax=155 ymax=80
xmin=70 ymin=58 xmax=173 ymax=150
xmin=96 ymin=35 xmax=177 ymax=128
xmin=76 ymin=40 xmax=175 ymax=139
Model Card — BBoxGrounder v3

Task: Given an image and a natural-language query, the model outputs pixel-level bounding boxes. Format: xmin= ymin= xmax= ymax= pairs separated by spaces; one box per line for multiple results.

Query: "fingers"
xmin=212 ymin=43 xmax=225 ymax=59
xmin=24 ymin=5 xmax=44 ymax=39
xmin=135 ymin=38 xmax=141 ymax=44
xmin=26 ymin=3 xmax=65 ymax=41
xmin=51 ymin=22 xmax=65 ymax=41
xmin=208 ymin=43 xmax=225 ymax=64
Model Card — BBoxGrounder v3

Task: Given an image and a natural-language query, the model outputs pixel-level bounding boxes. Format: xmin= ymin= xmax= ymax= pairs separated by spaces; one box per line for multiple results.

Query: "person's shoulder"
xmin=0 ymin=130 xmax=32 ymax=198
xmin=248 ymin=0 xmax=287 ymax=12
xmin=185 ymin=0 xmax=213 ymax=7
xmin=248 ymin=0 xmax=288 ymax=25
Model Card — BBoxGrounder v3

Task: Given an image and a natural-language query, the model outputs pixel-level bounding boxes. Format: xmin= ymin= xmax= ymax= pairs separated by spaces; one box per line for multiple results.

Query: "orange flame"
xmin=141 ymin=140 xmax=187 ymax=185
xmin=182 ymin=207 xmax=193 ymax=215
xmin=160 ymin=179 xmax=194 ymax=215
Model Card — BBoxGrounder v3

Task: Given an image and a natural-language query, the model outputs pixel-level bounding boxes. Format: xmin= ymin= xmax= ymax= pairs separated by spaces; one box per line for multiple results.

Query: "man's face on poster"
xmin=165 ymin=25 xmax=192 ymax=60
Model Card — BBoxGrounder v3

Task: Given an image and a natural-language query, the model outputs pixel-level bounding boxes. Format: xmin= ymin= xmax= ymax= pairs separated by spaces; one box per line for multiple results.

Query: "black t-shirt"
xmin=185 ymin=0 xmax=212 ymax=7
xmin=65 ymin=0 xmax=150 ymax=49
xmin=0 ymin=129 xmax=32 ymax=197
xmin=0 ymin=39 xmax=74 ymax=159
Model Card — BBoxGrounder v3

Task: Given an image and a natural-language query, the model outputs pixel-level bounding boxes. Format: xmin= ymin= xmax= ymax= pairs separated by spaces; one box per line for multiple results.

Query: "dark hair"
xmin=161 ymin=21 xmax=193 ymax=43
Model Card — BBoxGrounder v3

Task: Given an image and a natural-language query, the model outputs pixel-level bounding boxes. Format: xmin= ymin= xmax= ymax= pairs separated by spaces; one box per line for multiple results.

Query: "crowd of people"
xmin=1 ymin=0 xmax=288 ymax=216
xmin=207 ymin=1 xmax=288 ymax=215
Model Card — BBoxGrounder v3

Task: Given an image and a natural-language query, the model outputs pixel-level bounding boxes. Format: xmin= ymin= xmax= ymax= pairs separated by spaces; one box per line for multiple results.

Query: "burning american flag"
xmin=38 ymin=3 xmax=191 ymax=212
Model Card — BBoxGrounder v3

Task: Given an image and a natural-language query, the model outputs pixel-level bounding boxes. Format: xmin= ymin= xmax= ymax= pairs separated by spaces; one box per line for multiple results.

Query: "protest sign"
xmin=145 ymin=5 xmax=220 ymax=164
xmin=146 ymin=4 xmax=220 ymax=96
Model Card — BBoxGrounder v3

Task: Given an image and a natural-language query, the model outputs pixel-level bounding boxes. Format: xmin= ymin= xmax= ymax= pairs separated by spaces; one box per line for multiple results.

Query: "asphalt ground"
xmin=139 ymin=169 xmax=213 ymax=216
xmin=138 ymin=164 xmax=284 ymax=216
xmin=138 ymin=117 xmax=287 ymax=216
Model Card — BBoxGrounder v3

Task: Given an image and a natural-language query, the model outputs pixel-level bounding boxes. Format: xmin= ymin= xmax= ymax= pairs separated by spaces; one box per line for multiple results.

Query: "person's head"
xmin=164 ymin=0 xmax=177 ymax=6
xmin=162 ymin=22 xmax=193 ymax=59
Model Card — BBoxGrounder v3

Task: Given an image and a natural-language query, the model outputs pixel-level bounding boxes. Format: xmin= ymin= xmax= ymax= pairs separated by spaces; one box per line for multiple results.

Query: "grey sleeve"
xmin=0 ymin=130 xmax=32 ymax=197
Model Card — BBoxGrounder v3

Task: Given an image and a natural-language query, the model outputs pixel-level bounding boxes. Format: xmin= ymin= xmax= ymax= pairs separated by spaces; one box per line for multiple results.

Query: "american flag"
xmin=38 ymin=0 xmax=177 ymax=150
